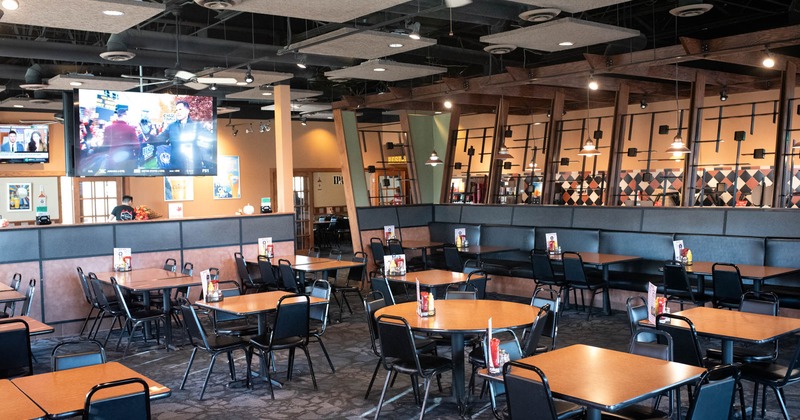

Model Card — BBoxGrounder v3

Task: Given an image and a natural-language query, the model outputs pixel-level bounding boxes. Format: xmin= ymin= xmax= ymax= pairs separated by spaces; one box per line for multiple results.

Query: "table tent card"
xmin=113 ymin=248 xmax=131 ymax=272
xmin=672 ymin=240 xmax=685 ymax=261
xmin=258 ymin=237 xmax=274 ymax=258
xmin=384 ymin=254 xmax=407 ymax=276
xmin=647 ymin=282 xmax=658 ymax=324
xmin=545 ymin=232 xmax=559 ymax=252
xmin=454 ymin=228 xmax=466 ymax=248
xmin=168 ymin=202 xmax=184 ymax=219
xmin=384 ymin=225 xmax=396 ymax=241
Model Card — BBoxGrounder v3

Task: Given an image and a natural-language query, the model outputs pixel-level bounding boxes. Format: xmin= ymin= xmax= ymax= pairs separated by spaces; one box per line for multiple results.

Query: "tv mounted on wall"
xmin=0 ymin=124 xmax=50 ymax=163
xmin=74 ymin=89 xmax=217 ymax=176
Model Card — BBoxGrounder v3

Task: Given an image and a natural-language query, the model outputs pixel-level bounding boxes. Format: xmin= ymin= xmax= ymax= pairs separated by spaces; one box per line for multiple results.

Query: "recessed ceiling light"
xmin=389 ymin=43 xmax=404 ymax=48
xmin=261 ymin=92 xmax=273 ymax=96
xmin=13 ymin=104 xmax=24 ymax=108
xmin=102 ymin=10 xmax=125 ymax=16
xmin=236 ymin=81 xmax=248 ymax=86
xmin=69 ymin=81 xmax=83 ymax=87
xmin=2 ymin=0 xmax=19 ymax=10
xmin=443 ymin=100 xmax=453 ymax=109
xmin=373 ymin=67 xmax=387 ymax=72
xmin=558 ymin=41 xmax=574 ymax=47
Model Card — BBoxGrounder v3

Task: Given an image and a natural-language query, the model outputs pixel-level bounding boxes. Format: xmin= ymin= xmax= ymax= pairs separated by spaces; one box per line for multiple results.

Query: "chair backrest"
xmin=346 ymin=252 xmax=368 ymax=285
xmin=163 ymin=257 xmax=177 ymax=272
xmin=83 ymin=377 xmax=150 ymax=420
xmin=364 ymin=292 xmax=387 ymax=357
xmin=308 ymin=247 xmax=321 ymax=258
xmin=531 ymin=287 xmax=560 ymax=349
xmin=685 ymin=364 xmax=739 ymax=420
xmin=21 ymin=278 xmax=36 ymax=317
xmin=271 ymin=294 xmax=310 ymax=343
xmin=445 ymin=287 xmax=476 ymax=300
xmin=662 ymin=260 xmax=697 ymax=300
xmin=561 ymin=252 xmax=588 ymax=285
xmin=465 ymin=270 xmax=488 ymax=299
xmin=76 ymin=267 xmax=93 ymax=305
xmin=369 ymin=238 xmax=386 ymax=265
xmin=629 ymin=328 xmax=673 ymax=361
xmin=376 ymin=314 xmax=422 ymax=373
xmin=51 ymin=339 xmax=106 ymax=371
xmin=214 ymin=281 xmax=247 ymax=323
xmin=257 ymin=255 xmax=278 ymax=287
xmin=328 ymin=247 xmax=344 ymax=261
xmin=386 ymin=238 xmax=403 ymax=256
xmin=209 ymin=267 xmax=220 ymax=280
xmin=626 ymin=296 xmax=656 ymax=343
xmin=278 ymin=259 xmax=299 ymax=293
xmin=531 ymin=249 xmax=557 ymax=284
xmin=463 ymin=259 xmax=482 ymax=274
xmin=180 ymin=304 xmax=212 ymax=350
xmin=234 ymin=252 xmax=252 ymax=284
xmin=740 ymin=291 xmax=779 ymax=316
xmin=88 ymin=274 xmax=114 ymax=310
xmin=0 ymin=318 xmax=32 ymax=379
xmin=3 ymin=273 xmax=23 ymax=315
xmin=521 ymin=304 xmax=550 ymax=357
xmin=656 ymin=313 xmax=705 ymax=367
xmin=181 ymin=262 xmax=194 ymax=276
xmin=370 ymin=277 xmax=395 ymax=305
xmin=111 ymin=278 xmax=137 ymax=319
xmin=503 ymin=361 xmax=560 ymax=420
xmin=9 ymin=272 xmax=22 ymax=291
xmin=712 ymin=263 xmax=743 ymax=308
xmin=443 ymin=246 xmax=463 ymax=272
xmin=309 ymin=280 xmax=331 ymax=332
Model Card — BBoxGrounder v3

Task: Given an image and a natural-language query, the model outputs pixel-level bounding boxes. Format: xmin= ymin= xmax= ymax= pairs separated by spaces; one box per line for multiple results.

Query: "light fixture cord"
xmin=674 ymin=18 xmax=680 ymax=135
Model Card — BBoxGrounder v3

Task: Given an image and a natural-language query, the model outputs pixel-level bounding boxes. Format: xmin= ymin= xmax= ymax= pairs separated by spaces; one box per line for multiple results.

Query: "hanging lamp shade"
xmin=578 ymin=138 xmax=600 ymax=157
xmin=665 ymin=134 xmax=691 ymax=154
xmin=792 ymin=139 xmax=800 ymax=149
xmin=425 ymin=150 xmax=442 ymax=166
xmin=496 ymin=145 xmax=513 ymax=160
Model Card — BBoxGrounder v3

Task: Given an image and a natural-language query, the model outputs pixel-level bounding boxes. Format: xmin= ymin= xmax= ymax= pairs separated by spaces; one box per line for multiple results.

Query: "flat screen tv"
xmin=0 ymin=124 xmax=50 ymax=163
xmin=74 ymin=89 xmax=217 ymax=176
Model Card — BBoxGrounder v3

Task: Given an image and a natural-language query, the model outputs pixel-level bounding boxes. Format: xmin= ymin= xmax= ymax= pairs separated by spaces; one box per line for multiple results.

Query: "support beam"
xmin=397 ymin=110 xmax=421 ymax=204
xmin=274 ymin=84 xmax=293 ymax=213
xmin=487 ymin=97 xmax=510 ymax=204
xmin=773 ymin=61 xmax=797 ymax=208
xmin=684 ymin=73 xmax=706 ymax=207
xmin=333 ymin=109 xmax=365 ymax=253
xmin=440 ymin=107 xmax=461 ymax=204
xmin=605 ymin=83 xmax=630 ymax=206
xmin=543 ymin=90 xmax=565 ymax=205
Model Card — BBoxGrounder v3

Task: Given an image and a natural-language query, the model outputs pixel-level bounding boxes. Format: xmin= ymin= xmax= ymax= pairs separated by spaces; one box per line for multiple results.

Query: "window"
xmin=74 ymin=178 xmax=121 ymax=223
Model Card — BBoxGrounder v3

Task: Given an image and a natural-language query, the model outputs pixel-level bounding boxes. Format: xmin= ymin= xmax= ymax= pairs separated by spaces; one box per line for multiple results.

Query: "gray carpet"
xmin=30 ymin=293 xmax=800 ymax=420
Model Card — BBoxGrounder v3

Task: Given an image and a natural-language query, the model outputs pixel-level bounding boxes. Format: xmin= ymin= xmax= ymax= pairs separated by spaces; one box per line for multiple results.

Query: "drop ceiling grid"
xmin=295 ymin=28 xmax=436 ymax=60
xmin=1 ymin=0 xmax=165 ymax=33
xmin=509 ymin=0 xmax=632 ymax=14
xmin=231 ymin=0 xmax=410 ymax=23
xmin=480 ymin=17 xmax=640 ymax=52
xmin=324 ymin=60 xmax=446 ymax=82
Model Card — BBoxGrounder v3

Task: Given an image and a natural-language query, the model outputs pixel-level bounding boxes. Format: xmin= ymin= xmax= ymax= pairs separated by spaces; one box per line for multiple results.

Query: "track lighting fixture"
xmin=245 ymin=123 xmax=253 ymax=134
xmin=300 ymin=116 xmax=307 ymax=126
xmin=260 ymin=121 xmax=270 ymax=133
xmin=720 ymin=89 xmax=728 ymax=101
xmin=443 ymin=99 xmax=453 ymax=109
xmin=406 ymin=21 xmax=421 ymax=40
xmin=232 ymin=128 xmax=238 ymax=137
xmin=425 ymin=150 xmax=442 ymax=166
xmin=296 ymin=55 xmax=307 ymax=69
xmin=244 ymin=66 xmax=254 ymax=83
xmin=640 ymin=99 xmax=648 ymax=109
xmin=209 ymin=84 xmax=217 ymax=91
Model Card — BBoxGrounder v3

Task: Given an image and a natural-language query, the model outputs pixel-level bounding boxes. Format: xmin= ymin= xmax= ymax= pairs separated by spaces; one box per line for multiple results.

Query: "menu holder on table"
xmin=113 ymin=247 xmax=131 ymax=272
xmin=415 ymin=278 xmax=435 ymax=317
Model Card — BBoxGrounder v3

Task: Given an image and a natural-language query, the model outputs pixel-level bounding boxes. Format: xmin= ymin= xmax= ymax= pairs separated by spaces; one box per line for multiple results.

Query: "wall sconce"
xmin=640 ymin=99 xmax=647 ymax=109
xmin=720 ymin=88 xmax=728 ymax=101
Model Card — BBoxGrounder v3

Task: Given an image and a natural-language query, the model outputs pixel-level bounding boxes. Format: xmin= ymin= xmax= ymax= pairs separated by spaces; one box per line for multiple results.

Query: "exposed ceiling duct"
xmin=194 ymin=0 xmax=243 ymax=9
xmin=100 ymin=31 xmax=136 ymax=62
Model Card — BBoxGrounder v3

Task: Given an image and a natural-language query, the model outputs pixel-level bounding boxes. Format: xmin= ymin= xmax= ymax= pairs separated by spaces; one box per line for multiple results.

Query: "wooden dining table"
xmin=1 ymin=379 xmax=46 ymax=420
xmin=553 ymin=252 xmax=642 ymax=315
xmin=385 ymin=269 xmax=469 ymax=291
xmin=0 ymin=282 xmax=13 ymax=292
xmin=484 ymin=344 xmax=706 ymax=420
xmin=11 ymin=362 xmax=170 ymax=418
xmin=0 ymin=289 xmax=26 ymax=304
xmin=685 ymin=261 xmax=800 ymax=292
xmin=400 ymin=240 xmax=445 ymax=269
xmin=375 ymin=299 xmax=538 ymax=415
xmin=675 ymin=306 xmax=800 ymax=364
xmin=0 ymin=315 xmax=54 ymax=336
xmin=93 ymin=268 xmax=201 ymax=350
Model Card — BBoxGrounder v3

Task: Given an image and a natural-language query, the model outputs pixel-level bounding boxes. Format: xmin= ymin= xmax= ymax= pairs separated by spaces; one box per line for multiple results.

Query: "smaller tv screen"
xmin=0 ymin=124 xmax=50 ymax=163
xmin=75 ymin=89 xmax=217 ymax=177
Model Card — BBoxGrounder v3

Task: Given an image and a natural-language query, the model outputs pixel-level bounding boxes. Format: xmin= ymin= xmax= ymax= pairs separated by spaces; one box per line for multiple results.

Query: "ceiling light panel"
xmin=325 ymin=59 xmax=446 ymax=82
xmin=291 ymin=28 xmax=436 ymax=60
xmin=1 ymin=0 xmax=164 ymax=33
xmin=508 ymin=0 xmax=631 ymax=13
xmin=211 ymin=69 xmax=293 ymax=86
xmin=480 ymin=17 xmax=640 ymax=52
xmin=44 ymin=74 xmax=141 ymax=91
xmin=225 ymin=0 xmax=409 ymax=23
xmin=227 ymin=88 xmax=323 ymax=101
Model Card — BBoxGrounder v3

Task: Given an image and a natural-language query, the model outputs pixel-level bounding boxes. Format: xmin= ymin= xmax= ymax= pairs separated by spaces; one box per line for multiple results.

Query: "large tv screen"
xmin=75 ymin=89 xmax=217 ymax=176
xmin=0 ymin=124 xmax=50 ymax=163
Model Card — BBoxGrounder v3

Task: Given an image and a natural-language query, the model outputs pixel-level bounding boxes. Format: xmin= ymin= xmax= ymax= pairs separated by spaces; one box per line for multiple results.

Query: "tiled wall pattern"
xmin=555 ymin=172 xmax=607 ymax=205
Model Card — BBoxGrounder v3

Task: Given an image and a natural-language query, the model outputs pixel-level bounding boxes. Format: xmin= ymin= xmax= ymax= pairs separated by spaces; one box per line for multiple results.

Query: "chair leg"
xmin=365 ymin=359 xmax=382 ymax=399
xmin=374 ymin=369 xmax=393 ymax=420
xmin=316 ymin=336 xmax=335 ymax=373
xmin=287 ymin=348 xmax=296 ymax=381
xmin=227 ymin=351 xmax=237 ymax=380
xmin=180 ymin=347 xmax=198 ymax=390
xmin=774 ymin=386 xmax=790 ymax=420
xmin=200 ymin=353 xmax=219 ymax=400
xmin=78 ymin=307 xmax=97 ymax=336
xmin=301 ymin=345 xmax=318 ymax=390
xmin=419 ymin=376 xmax=433 ymax=420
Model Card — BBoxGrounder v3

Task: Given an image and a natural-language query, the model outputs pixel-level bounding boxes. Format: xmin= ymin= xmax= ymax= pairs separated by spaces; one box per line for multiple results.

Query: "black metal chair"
xmin=308 ymin=279 xmax=335 ymax=373
xmin=711 ymin=263 xmax=744 ymax=309
xmin=246 ymin=294 xmax=317 ymax=399
xmin=211 ymin=281 xmax=258 ymax=337
xmin=369 ymin=237 xmax=386 ymax=275
xmin=51 ymin=339 xmax=106 ymax=371
xmin=0 ymin=318 xmax=32 ymax=379
xmin=374 ymin=314 xmax=452 ymax=419
xmin=443 ymin=246 xmax=463 ymax=272
xmin=89 ymin=273 xmax=126 ymax=346
xmin=662 ymin=260 xmax=708 ymax=310
xmin=740 ymin=335 xmax=800 ymax=420
xmin=278 ymin=259 xmax=302 ymax=293
xmin=256 ymin=255 xmax=280 ymax=291
xmin=179 ymin=304 xmax=248 ymax=400
xmin=111 ymin=277 xmax=166 ymax=358
xmin=235 ymin=251 xmax=266 ymax=294
xmin=370 ymin=277 xmax=396 ymax=305
xmin=20 ymin=278 xmax=36 ymax=317
xmin=465 ymin=270 xmax=488 ymax=299
xmin=0 ymin=272 xmax=22 ymax=318
xmin=332 ymin=252 xmax=366 ymax=321
xmin=82 ymin=377 xmax=150 ymax=420
xmin=562 ymin=252 xmax=606 ymax=319
xmin=75 ymin=268 xmax=100 ymax=337
xmin=531 ymin=249 xmax=566 ymax=291
xmin=503 ymin=361 xmax=586 ymax=420
xmin=532 ymin=287 xmax=561 ymax=352
xmin=626 ymin=296 xmax=656 ymax=343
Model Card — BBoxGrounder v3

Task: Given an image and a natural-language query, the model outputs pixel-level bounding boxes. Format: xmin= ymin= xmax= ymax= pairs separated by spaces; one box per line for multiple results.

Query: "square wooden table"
xmin=1 ymin=379 xmax=46 ymax=420
xmin=291 ymin=259 xmax=366 ymax=287
xmin=675 ymin=306 xmax=800 ymax=364
xmin=0 ymin=282 xmax=13 ymax=292
xmin=0 ymin=316 xmax=54 ymax=336
xmin=94 ymin=268 xmax=200 ymax=350
xmin=12 ymin=362 xmax=170 ymax=418
xmin=685 ymin=261 xmax=800 ymax=292
xmin=487 ymin=344 xmax=706 ymax=420
xmin=0 ymin=289 xmax=26 ymax=304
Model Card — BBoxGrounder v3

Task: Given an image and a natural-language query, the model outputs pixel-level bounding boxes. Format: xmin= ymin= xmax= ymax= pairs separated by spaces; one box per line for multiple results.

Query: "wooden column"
xmin=397 ymin=110 xmax=421 ymax=204
xmin=684 ymin=72 xmax=706 ymax=207
xmin=440 ymin=106 xmax=461 ymax=204
xmin=605 ymin=83 xmax=630 ymax=206
xmin=773 ymin=61 xmax=797 ymax=208
xmin=487 ymin=97 xmax=510 ymax=204
xmin=274 ymin=84 xmax=293 ymax=213
xmin=542 ymin=90 xmax=565 ymax=204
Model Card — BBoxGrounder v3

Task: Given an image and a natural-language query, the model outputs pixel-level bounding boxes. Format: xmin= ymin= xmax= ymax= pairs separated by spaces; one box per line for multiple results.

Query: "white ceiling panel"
xmin=325 ymin=59 xmax=446 ymax=82
xmin=227 ymin=87 xmax=322 ymax=101
xmin=291 ymin=28 xmax=436 ymax=60
xmin=0 ymin=98 xmax=63 ymax=111
xmin=229 ymin=0 xmax=411 ymax=24
xmin=44 ymin=74 xmax=142 ymax=91
xmin=212 ymin=69 xmax=293 ymax=87
xmin=508 ymin=0 xmax=631 ymax=14
xmin=480 ymin=17 xmax=640 ymax=52
xmin=261 ymin=103 xmax=332 ymax=114
xmin=1 ymin=0 xmax=165 ymax=33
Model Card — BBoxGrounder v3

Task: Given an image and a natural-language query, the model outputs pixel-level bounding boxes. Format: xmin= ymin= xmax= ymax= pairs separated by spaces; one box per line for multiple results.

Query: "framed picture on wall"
xmin=213 ymin=155 xmax=240 ymax=199
xmin=164 ymin=176 xmax=194 ymax=201
xmin=7 ymin=183 xmax=32 ymax=212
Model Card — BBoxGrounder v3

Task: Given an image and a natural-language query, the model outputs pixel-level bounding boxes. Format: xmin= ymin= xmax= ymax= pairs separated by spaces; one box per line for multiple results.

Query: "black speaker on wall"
xmin=754 ymin=149 xmax=766 ymax=159
xmin=454 ymin=162 xmax=462 ymax=170
xmin=503 ymin=161 xmax=512 ymax=170
xmin=627 ymin=148 xmax=638 ymax=157
xmin=560 ymin=157 xmax=570 ymax=166
xmin=658 ymin=125 xmax=670 ymax=135
xmin=734 ymin=131 xmax=746 ymax=141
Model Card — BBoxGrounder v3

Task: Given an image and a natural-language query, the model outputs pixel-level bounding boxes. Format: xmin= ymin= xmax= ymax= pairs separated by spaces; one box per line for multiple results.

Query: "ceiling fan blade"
xmin=139 ymin=80 xmax=172 ymax=88
xmin=184 ymin=81 xmax=208 ymax=90
xmin=195 ymin=77 xmax=238 ymax=85
xmin=173 ymin=70 xmax=197 ymax=81
xmin=120 ymin=74 xmax=169 ymax=81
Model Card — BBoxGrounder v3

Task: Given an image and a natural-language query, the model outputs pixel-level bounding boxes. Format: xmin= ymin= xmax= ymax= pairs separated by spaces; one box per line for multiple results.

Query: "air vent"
xmin=29 ymin=99 xmax=51 ymax=105
xmin=519 ymin=8 xmax=561 ymax=23
xmin=100 ymin=51 xmax=136 ymax=61
xmin=20 ymin=83 xmax=49 ymax=91
xmin=194 ymin=0 xmax=243 ymax=9
xmin=669 ymin=2 xmax=713 ymax=17
xmin=483 ymin=44 xmax=517 ymax=55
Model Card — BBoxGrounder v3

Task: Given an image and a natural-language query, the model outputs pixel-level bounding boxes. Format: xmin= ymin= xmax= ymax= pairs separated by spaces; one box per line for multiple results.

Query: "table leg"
xmin=721 ymin=339 xmax=734 ymax=365
xmin=450 ymin=332 xmax=469 ymax=416
xmin=752 ymin=279 xmax=762 ymax=293
xmin=162 ymin=288 xmax=175 ymax=351
xmin=601 ymin=265 xmax=611 ymax=316
xmin=586 ymin=407 xmax=601 ymax=420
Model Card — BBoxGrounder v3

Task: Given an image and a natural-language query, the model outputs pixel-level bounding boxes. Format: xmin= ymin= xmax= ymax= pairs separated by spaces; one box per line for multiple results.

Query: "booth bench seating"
xmin=426 ymin=222 xmax=800 ymax=309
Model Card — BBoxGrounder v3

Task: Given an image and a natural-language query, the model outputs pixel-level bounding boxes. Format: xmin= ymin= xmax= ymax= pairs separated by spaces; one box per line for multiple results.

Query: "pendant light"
xmin=425 ymin=150 xmax=442 ymax=166
xmin=578 ymin=86 xmax=600 ymax=157
xmin=665 ymin=61 xmax=691 ymax=155
xmin=496 ymin=145 xmax=513 ymax=160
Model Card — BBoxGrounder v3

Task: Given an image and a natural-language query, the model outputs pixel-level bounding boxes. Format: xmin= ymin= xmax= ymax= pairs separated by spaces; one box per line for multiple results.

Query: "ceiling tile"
xmin=325 ymin=59 xmax=446 ymax=82
xmin=508 ymin=0 xmax=632 ymax=14
xmin=261 ymin=103 xmax=332 ymax=114
xmin=0 ymin=98 xmax=63 ymax=111
xmin=212 ymin=69 xmax=293 ymax=87
xmin=226 ymin=88 xmax=322 ymax=101
xmin=2 ymin=0 xmax=165 ymax=34
xmin=44 ymin=74 xmax=142 ymax=91
xmin=229 ymin=0 xmax=411 ymax=24
xmin=291 ymin=28 xmax=436 ymax=60
xmin=480 ymin=17 xmax=640 ymax=52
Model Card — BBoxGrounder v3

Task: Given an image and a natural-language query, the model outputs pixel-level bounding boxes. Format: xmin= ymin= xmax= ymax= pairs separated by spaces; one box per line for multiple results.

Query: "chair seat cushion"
xmin=206 ymin=334 xmax=248 ymax=350
xmin=249 ymin=334 xmax=305 ymax=350
xmin=391 ymin=354 xmax=452 ymax=377
xmin=130 ymin=308 xmax=165 ymax=319
xmin=216 ymin=324 xmax=259 ymax=337
xmin=414 ymin=338 xmax=437 ymax=354
xmin=468 ymin=346 xmax=485 ymax=366
xmin=740 ymin=362 xmax=800 ymax=384
xmin=705 ymin=347 xmax=775 ymax=364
